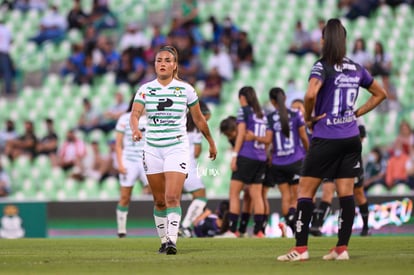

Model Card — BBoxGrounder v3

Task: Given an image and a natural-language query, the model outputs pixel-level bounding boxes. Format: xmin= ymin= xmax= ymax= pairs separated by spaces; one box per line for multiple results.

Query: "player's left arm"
xmin=354 ymin=79 xmax=387 ymax=118
xmin=189 ymin=102 xmax=217 ymax=160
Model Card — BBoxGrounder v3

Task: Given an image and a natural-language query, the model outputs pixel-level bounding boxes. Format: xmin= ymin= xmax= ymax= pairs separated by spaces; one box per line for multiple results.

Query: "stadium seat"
xmin=366 ymin=184 xmax=389 ymax=196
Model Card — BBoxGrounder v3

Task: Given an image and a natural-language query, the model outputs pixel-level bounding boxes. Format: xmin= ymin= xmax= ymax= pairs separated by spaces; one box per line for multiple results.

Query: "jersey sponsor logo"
xmin=334 ymin=73 xmax=360 ymax=87
xmin=179 ymin=162 xmax=187 ymax=170
xmin=334 ymin=63 xmax=357 ymax=72
xmin=156 ymin=98 xmax=173 ymax=111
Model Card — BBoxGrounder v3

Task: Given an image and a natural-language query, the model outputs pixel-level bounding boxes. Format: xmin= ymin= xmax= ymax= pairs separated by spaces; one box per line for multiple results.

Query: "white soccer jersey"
xmin=188 ymin=129 xmax=202 ymax=168
xmin=133 ymin=78 xmax=198 ymax=148
xmin=115 ymin=112 xmax=147 ymax=162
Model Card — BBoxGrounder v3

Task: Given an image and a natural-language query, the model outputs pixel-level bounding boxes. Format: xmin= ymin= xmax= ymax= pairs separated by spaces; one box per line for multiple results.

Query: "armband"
xmin=231 ymin=152 xmax=238 ymax=158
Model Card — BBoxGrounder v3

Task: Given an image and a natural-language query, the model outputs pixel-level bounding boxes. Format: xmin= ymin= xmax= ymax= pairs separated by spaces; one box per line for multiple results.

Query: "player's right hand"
xmin=132 ymin=129 xmax=142 ymax=142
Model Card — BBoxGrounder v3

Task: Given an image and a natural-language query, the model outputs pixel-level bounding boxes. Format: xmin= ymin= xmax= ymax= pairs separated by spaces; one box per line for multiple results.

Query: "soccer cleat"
xmin=253 ymin=231 xmax=265 ymax=238
xmin=158 ymin=243 xmax=167 ymax=254
xmin=277 ymin=247 xmax=309 ymax=262
xmin=214 ymin=230 xmax=239 ymax=238
xmin=322 ymin=246 xmax=349 ymax=260
xmin=239 ymin=232 xmax=249 ymax=238
xmin=166 ymin=241 xmax=177 ymax=255
xmin=360 ymin=228 xmax=371 ymax=237
xmin=118 ymin=233 xmax=126 ymax=238
xmin=178 ymin=227 xmax=193 ymax=238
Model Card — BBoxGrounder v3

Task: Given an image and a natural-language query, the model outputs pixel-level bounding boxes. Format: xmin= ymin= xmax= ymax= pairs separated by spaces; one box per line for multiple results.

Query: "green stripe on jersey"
xmin=146 ymin=140 xmax=182 ymax=148
xmin=146 ymin=136 xmax=180 ymax=141
xmin=147 ymin=129 xmax=181 ymax=133
xmin=188 ymin=99 xmax=199 ymax=107
xmin=148 ymin=123 xmax=181 ymax=127
xmin=146 ymin=94 xmax=186 ymax=98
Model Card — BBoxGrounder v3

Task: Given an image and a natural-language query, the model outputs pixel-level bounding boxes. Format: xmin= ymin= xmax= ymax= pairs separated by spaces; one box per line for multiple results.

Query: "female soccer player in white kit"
xmin=130 ymin=45 xmax=217 ymax=255
xmin=115 ymin=96 xmax=149 ymax=238
xmin=179 ymin=101 xmax=211 ymax=237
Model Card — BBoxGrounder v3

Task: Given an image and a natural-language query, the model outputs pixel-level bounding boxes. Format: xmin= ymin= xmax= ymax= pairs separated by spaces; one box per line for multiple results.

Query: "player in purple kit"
xmin=248 ymin=87 xmax=309 ymax=236
xmin=278 ymin=18 xmax=387 ymax=261
xmin=222 ymin=86 xmax=267 ymax=238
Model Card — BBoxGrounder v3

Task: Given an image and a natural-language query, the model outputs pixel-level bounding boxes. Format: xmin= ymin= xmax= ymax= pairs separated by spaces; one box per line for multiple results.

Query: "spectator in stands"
xmin=235 ymin=31 xmax=254 ymax=70
xmin=88 ymin=0 xmax=118 ymax=31
xmin=371 ymin=41 xmax=392 ymax=93
xmin=78 ymin=97 xmax=102 ymax=134
xmin=0 ymin=119 xmax=17 ymax=154
xmin=29 ymin=4 xmax=67 ymax=45
xmin=0 ymin=16 xmax=15 ymax=96
xmin=200 ymin=67 xmax=222 ymax=104
xmin=36 ymin=118 xmax=58 ymax=166
xmin=180 ymin=0 xmax=203 ymax=46
xmin=60 ymin=42 xmax=87 ymax=84
xmin=83 ymin=24 xmax=98 ymax=56
xmin=67 ymin=0 xmax=88 ymax=30
xmin=288 ymin=20 xmax=312 ymax=57
xmin=175 ymin=32 xmax=204 ymax=81
xmin=0 ymin=163 xmax=11 ymax=197
xmin=119 ymin=22 xmax=150 ymax=53
xmin=116 ymin=48 xmax=147 ymax=87
xmin=94 ymin=38 xmax=120 ymax=75
xmin=349 ymin=37 xmax=372 ymax=70
xmin=116 ymin=50 xmax=135 ymax=86
xmin=390 ymin=120 xmax=413 ymax=155
xmin=221 ymin=16 xmax=238 ymax=41
xmin=73 ymin=140 xmax=112 ymax=182
xmin=339 ymin=0 xmax=379 ymax=20
xmin=310 ymin=18 xmax=325 ymax=56
xmin=97 ymin=91 xmax=128 ymax=134
xmin=385 ymin=140 xmax=410 ymax=189
xmin=4 ymin=120 xmax=37 ymax=161
xmin=180 ymin=49 xmax=205 ymax=82
xmin=13 ymin=0 xmax=31 ymax=12
xmin=363 ymin=146 xmax=387 ymax=191
xmin=146 ymin=24 xmax=167 ymax=63
xmin=138 ymin=65 xmax=156 ymax=87
xmin=57 ymin=128 xmax=86 ymax=172
xmin=206 ymin=44 xmax=233 ymax=81
xmin=205 ymin=16 xmax=223 ymax=49
xmin=285 ymin=79 xmax=305 ymax=107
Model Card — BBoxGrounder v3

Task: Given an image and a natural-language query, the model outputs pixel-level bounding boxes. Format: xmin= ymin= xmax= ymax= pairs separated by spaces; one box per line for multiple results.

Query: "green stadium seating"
xmin=1 ymin=0 xmax=414 ymax=199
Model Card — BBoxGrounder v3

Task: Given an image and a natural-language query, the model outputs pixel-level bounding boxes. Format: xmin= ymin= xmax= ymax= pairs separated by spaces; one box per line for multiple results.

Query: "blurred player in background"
xmin=248 ymin=87 xmax=309 ymax=236
xmin=115 ymin=96 xmax=149 ymax=238
xmin=179 ymin=101 xmax=211 ymax=238
xmin=223 ymin=86 xmax=267 ymax=238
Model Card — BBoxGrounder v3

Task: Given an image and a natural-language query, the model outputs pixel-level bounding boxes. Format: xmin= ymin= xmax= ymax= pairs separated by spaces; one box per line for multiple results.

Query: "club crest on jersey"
xmin=174 ymin=87 xmax=183 ymax=96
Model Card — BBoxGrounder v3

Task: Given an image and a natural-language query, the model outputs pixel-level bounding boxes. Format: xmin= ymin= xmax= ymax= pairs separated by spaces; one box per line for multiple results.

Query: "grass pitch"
xmin=1 ymin=236 xmax=413 ymax=274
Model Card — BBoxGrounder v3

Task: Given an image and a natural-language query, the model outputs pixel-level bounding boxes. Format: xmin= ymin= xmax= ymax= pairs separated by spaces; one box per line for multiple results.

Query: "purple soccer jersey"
xmin=267 ymin=109 xmax=306 ymax=165
xmin=309 ymin=58 xmax=374 ymax=139
xmin=236 ymin=106 xmax=268 ymax=162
